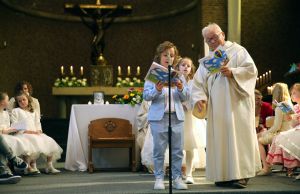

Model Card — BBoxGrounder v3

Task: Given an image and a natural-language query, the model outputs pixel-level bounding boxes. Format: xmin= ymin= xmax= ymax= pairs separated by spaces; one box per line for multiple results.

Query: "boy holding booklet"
xmin=143 ymin=41 xmax=188 ymax=190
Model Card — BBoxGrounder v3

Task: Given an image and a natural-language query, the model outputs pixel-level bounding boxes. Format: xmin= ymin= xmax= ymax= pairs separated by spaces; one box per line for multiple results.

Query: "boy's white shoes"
xmin=174 ymin=177 xmax=188 ymax=190
xmin=185 ymin=176 xmax=194 ymax=184
xmin=154 ymin=177 xmax=188 ymax=190
xmin=154 ymin=178 xmax=165 ymax=190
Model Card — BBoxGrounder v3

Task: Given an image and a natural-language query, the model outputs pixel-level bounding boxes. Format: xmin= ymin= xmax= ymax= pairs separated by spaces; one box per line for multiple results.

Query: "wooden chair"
xmin=88 ymin=118 xmax=136 ymax=173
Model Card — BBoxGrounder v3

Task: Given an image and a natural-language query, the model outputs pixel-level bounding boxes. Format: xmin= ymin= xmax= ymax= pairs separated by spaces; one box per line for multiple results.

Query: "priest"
xmin=192 ymin=23 xmax=261 ymax=188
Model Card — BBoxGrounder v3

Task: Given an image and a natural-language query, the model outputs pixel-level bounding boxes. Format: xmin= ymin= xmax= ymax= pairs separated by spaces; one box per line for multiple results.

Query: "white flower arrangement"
xmin=115 ymin=77 xmax=144 ymax=87
xmin=53 ymin=77 xmax=88 ymax=87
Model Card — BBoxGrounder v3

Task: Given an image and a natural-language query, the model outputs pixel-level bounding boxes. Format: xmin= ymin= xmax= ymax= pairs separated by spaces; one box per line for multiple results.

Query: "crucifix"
xmin=65 ymin=0 xmax=132 ymax=85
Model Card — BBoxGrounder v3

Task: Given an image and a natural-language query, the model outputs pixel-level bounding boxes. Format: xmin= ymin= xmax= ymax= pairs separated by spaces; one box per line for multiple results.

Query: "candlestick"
xmin=80 ymin=66 xmax=83 ymax=77
xmin=259 ymin=76 xmax=262 ymax=86
xmin=118 ymin=66 xmax=122 ymax=76
xmin=127 ymin=66 xmax=131 ymax=76
xmin=269 ymin=70 xmax=271 ymax=82
xmin=266 ymin=72 xmax=269 ymax=83
xmin=137 ymin=66 xmax=140 ymax=76
xmin=70 ymin=65 xmax=74 ymax=76
xmin=263 ymin=74 xmax=266 ymax=85
xmin=60 ymin=65 xmax=64 ymax=76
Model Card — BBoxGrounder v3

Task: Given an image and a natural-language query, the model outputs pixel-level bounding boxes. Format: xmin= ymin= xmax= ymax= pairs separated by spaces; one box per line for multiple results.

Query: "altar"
xmin=52 ymin=87 xmax=140 ymax=118
xmin=65 ymin=104 xmax=140 ymax=171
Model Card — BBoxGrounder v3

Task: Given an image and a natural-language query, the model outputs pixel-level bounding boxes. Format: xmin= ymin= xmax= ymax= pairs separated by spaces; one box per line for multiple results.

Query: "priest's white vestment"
xmin=192 ymin=41 xmax=262 ymax=182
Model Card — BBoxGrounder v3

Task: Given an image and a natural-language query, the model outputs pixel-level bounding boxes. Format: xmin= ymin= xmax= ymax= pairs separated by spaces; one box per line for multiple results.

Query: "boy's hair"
xmin=153 ymin=41 xmax=179 ymax=67
xmin=14 ymin=81 xmax=33 ymax=96
xmin=175 ymin=57 xmax=196 ymax=81
xmin=0 ymin=92 xmax=8 ymax=102
xmin=272 ymin=82 xmax=291 ymax=109
xmin=290 ymin=83 xmax=300 ymax=94
xmin=14 ymin=91 xmax=34 ymax=113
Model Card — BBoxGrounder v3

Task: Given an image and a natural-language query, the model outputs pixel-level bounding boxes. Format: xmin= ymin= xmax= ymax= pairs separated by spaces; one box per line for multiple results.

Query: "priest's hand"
xmin=155 ymin=81 xmax=164 ymax=92
xmin=220 ymin=65 xmax=233 ymax=78
xmin=196 ymin=100 xmax=206 ymax=112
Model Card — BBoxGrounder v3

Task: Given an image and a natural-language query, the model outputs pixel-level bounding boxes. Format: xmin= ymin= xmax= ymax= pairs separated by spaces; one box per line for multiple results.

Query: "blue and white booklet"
xmin=273 ymin=100 xmax=295 ymax=114
xmin=145 ymin=62 xmax=180 ymax=84
xmin=203 ymin=49 xmax=228 ymax=73
xmin=11 ymin=120 xmax=27 ymax=131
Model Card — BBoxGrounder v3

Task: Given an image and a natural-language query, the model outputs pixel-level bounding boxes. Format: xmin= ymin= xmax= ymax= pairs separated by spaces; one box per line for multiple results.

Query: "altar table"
xmin=65 ymin=104 xmax=140 ymax=171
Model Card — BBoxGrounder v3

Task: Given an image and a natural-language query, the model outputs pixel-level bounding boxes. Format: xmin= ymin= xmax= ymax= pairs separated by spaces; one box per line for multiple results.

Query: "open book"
xmin=203 ymin=49 xmax=228 ymax=73
xmin=273 ymin=100 xmax=295 ymax=114
xmin=145 ymin=62 xmax=180 ymax=84
xmin=11 ymin=120 xmax=27 ymax=131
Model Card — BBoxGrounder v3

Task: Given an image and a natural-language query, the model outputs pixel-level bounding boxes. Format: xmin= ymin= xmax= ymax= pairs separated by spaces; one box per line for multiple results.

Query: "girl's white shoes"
xmin=185 ymin=176 xmax=194 ymax=184
xmin=45 ymin=167 xmax=61 ymax=174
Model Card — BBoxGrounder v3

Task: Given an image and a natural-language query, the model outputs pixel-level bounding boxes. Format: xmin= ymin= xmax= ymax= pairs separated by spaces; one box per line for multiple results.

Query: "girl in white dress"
xmin=257 ymin=82 xmax=294 ymax=175
xmin=175 ymin=57 xmax=207 ymax=184
xmin=0 ymin=92 xmax=33 ymax=158
xmin=11 ymin=92 xmax=62 ymax=174
xmin=7 ymin=81 xmax=41 ymax=119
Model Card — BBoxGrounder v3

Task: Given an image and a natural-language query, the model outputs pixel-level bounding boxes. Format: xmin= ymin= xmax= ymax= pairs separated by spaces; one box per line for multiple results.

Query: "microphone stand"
xmin=168 ymin=64 xmax=173 ymax=194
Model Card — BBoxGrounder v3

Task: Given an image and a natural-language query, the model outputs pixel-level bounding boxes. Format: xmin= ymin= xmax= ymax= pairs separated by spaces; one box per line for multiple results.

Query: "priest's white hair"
xmin=202 ymin=23 xmax=223 ymax=37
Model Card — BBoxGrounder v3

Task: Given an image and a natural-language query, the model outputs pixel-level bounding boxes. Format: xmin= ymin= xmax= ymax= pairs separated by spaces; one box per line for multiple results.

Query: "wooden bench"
xmin=88 ymin=118 xmax=136 ymax=173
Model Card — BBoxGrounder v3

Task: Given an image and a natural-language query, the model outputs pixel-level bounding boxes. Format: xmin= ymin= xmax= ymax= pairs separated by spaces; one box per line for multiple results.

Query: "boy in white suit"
xmin=143 ymin=41 xmax=189 ymax=190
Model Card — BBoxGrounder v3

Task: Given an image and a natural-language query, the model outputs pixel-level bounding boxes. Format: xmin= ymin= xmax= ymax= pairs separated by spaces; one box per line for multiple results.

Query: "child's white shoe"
xmin=45 ymin=167 xmax=61 ymax=174
xmin=154 ymin=178 xmax=165 ymax=190
xmin=185 ymin=176 xmax=194 ymax=184
xmin=173 ymin=177 xmax=188 ymax=190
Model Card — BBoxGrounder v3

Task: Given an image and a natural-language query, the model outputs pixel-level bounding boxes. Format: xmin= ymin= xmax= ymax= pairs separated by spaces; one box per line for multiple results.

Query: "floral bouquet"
xmin=53 ymin=77 xmax=88 ymax=87
xmin=112 ymin=88 xmax=143 ymax=106
xmin=115 ymin=77 xmax=144 ymax=87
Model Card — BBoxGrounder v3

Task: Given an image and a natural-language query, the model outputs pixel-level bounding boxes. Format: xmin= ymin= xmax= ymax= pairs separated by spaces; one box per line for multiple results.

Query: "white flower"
xmin=132 ymin=98 xmax=136 ymax=101
xmin=83 ymin=78 xmax=87 ymax=82
xmin=136 ymin=95 xmax=141 ymax=100
xmin=116 ymin=83 xmax=121 ymax=87
xmin=117 ymin=77 xmax=122 ymax=81
xmin=65 ymin=77 xmax=69 ymax=80
xmin=133 ymin=77 xmax=137 ymax=81
xmin=54 ymin=82 xmax=59 ymax=87
xmin=122 ymin=80 xmax=127 ymax=84
xmin=129 ymin=82 xmax=134 ymax=86
xmin=137 ymin=79 xmax=141 ymax=83
xmin=62 ymin=79 xmax=66 ymax=83
xmin=72 ymin=77 xmax=77 ymax=81
xmin=82 ymin=82 xmax=87 ymax=87
xmin=125 ymin=77 xmax=130 ymax=82
xmin=68 ymin=82 xmax=73 ymax=86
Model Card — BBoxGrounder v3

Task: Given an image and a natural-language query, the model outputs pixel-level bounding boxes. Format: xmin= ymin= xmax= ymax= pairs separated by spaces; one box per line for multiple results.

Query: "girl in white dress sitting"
xmin=0 ymin=92 xmax=33 ymax=158
xmin=257 ymin=82 xmax=294 ymax=175
xmin=175 ymin=57 xmax=207 ymax=184
xmin=11 ymin=91 xmax=62 ymax=174
xmin=8 ymin=81 xmax=41 ymax=119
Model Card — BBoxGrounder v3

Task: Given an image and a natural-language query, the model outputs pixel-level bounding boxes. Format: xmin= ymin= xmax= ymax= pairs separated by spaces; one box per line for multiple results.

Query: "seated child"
xmin=11 ymin=91 xmax=63 ymax=174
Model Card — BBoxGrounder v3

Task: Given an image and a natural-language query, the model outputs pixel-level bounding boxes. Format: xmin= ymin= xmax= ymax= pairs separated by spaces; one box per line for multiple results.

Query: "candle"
xmin=259 ymin=76 xmax=262 ymax=86
xmin=256 ymin=78 xmax=259 ymax=86
xmin=269 ymin=70 xmax=271 ymax=82
xmin=80 ymin=66 xmax=83 ymax=76
xmin=266 ymin=72 xmax=269 ymax=83
xmin=127 ymin=66 xmax=131 ymax=76
xmin=137 ymin=66 xmax=140 ymax=76
xmin=70 ymin=65 xmax=74 ymax=76
xmin=118 ymin=66 xmax=122 ymax=76
xmin=60 ymin=65 xmax=64 ymax=76
xmin=267 ymin=86 xmax=272 ymax=95
xmin=262 ymin=74 xmax=266 ymax=85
